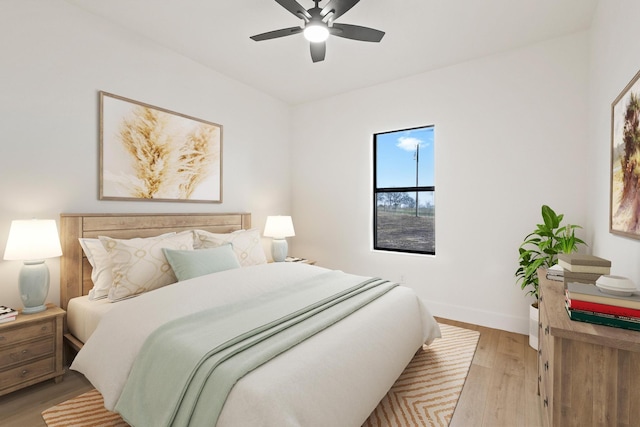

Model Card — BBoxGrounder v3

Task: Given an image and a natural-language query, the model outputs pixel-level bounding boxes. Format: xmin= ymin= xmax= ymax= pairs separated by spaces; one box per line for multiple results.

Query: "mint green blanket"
xmin=115 ymin=271 xmax=397 ymax=427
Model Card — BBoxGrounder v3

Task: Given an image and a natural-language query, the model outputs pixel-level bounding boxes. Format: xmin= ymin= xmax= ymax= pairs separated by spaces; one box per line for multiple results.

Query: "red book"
xmin=566 ymin=291 xmax=640 ymax=319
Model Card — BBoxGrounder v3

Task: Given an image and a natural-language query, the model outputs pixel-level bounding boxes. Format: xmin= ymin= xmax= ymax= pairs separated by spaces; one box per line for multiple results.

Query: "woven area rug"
xmin=42 ymin=323 xmax=479 ymax=427
xmin=363 ymin=323 xmax=480 ymax=426
xmin=41 ymin=388 xmax=129 ymax=427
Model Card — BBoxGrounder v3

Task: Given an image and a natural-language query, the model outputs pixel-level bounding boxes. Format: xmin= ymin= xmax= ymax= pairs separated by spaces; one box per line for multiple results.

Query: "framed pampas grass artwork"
xmin=611 ymin=68 xmax=640 ymax=238
xmin=99 ymin=91 xmax=222 ymax=203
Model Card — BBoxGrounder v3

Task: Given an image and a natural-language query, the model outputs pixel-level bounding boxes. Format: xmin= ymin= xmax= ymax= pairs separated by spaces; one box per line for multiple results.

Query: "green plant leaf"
xmin=541 ymin=205 xmax=557 ymax=229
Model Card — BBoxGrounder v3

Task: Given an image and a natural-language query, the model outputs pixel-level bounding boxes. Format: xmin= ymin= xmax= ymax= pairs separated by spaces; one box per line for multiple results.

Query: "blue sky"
xmin=375 ymin=126 xmax=434 ymax=188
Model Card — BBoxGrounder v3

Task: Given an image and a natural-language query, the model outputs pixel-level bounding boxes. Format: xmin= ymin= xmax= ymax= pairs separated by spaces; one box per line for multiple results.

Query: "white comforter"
xmin=71 ymin=263 xmax=441 ymax=426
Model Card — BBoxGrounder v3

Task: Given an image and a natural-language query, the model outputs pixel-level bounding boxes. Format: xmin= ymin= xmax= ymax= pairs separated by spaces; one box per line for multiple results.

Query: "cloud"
xmin=396 ymin=136 xmax=424 ymax=151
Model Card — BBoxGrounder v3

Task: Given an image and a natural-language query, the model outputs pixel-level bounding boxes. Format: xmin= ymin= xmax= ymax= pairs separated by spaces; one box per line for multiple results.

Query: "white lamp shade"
xmin=4 ymin=219 xmax=63 ymax=261
xmin=263 ymin=216 xmax=295 ymax=239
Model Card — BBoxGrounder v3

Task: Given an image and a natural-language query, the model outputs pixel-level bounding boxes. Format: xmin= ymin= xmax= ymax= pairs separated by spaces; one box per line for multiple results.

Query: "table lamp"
xmin=4 ymin=219 xmax=63 ymax=314
xmin=263 ymin=216 xmax=295 ymax=262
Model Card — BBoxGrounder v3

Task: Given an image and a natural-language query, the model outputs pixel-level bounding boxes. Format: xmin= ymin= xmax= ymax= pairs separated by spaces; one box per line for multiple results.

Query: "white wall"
xmin=290 ymin=33 xmax=590 ymax=334
xmin=0 ymin=1 xmax=607 ymax=336
xmin=0 ymin=1 xmax=292 ymax=309
xmin=587 ymin=2 xmax=640 ymax=286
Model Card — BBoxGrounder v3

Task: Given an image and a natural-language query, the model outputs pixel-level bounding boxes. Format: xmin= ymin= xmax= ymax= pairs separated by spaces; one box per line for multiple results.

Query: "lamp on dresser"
xmin=263 ymin=215 xmax=295 ymax=262
xmin=3 ymin=219 xmax=63 ymax=314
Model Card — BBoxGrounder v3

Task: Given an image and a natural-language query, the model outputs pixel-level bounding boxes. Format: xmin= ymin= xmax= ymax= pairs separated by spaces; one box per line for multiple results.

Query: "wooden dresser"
xmin=0 ymin=304 xmax=65 ymax=396
xmin=538 ymin=271 xmax=640 ymax=426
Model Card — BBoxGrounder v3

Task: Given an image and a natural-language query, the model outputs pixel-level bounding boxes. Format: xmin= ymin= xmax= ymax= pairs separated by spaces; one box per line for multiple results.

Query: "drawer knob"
xmin=10 ymin=349 xmax=30 ymax=360
xmin=21 ymin=369 xmax=28 ymax=377
xmin=0 ymin=335 xmax=5 ymax=341
xmin=544 ymin=361 xmax=549 ymax=371
xmin=544 ymin=397 xmax=549 ymax=407
xmin=538 ymin=349 xmax=542 ymax=356
xmin=41 ymin=326 xmax=47 ymax=331
xmin=545 ymin=326 xmax=550 ymax=335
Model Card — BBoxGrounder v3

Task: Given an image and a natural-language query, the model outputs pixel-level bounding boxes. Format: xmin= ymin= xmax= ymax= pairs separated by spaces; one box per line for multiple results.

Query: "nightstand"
xmin=0 ymin=303 xmax=65 ymax=396
xmin=285 ymin=257 xmax=316 ymax=265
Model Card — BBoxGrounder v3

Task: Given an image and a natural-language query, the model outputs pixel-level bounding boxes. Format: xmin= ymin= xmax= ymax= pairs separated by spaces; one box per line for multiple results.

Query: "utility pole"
xmin=414 ymin=142 xmax=419 ymax=217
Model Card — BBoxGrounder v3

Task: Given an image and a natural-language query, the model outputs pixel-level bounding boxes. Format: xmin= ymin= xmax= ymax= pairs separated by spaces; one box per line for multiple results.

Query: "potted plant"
xmin=515 ymin=205 xmax=585 ymax=348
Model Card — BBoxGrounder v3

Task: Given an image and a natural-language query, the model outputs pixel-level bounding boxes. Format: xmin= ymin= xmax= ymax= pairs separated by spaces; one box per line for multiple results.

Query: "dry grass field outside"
xmin=376 ymin=209 xmax=435 ymax=253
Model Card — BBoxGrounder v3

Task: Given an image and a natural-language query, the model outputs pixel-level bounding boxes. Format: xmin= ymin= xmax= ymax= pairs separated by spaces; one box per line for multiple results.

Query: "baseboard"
xmin=426 ymin=300 xmax=529 ymax=335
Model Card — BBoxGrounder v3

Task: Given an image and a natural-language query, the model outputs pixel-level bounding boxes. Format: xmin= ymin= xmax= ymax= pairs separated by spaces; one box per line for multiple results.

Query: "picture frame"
xmin=610 ymin=68 xmax=640 ymax=239
xmin=99 ymin=91 xmax=222 ymax=203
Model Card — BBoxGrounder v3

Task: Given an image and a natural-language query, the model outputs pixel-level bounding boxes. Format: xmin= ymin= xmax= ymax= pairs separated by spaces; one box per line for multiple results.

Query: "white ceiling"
xmin=65 ymin=0 xmax=598 ymax=105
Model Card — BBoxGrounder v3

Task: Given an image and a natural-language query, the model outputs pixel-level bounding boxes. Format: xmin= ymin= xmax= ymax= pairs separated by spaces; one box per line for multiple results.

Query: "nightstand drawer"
xmin=0 ymin=319 xmax=54 ymax=346
xmin=0 ymin=337 xmax=54 ymax=367
xmin=0 ymin=356 xmax=55 ymax=391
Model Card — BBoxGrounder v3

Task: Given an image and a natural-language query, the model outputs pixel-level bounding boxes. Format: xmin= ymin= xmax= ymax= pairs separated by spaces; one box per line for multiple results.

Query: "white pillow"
xmin=100 ymin=232 xmax=194 ymax=302
xmin=193 ymin=228 xmax=267 ymax=266
xmin=79 ymin=238 xmax=113 ymax=301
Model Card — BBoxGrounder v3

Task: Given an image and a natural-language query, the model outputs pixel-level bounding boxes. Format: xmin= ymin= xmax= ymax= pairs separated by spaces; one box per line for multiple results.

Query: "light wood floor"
xmin=440 ymin=317 xmax=544 ymax=427
xmin=0 ymin=318 xmax=543 ymax=427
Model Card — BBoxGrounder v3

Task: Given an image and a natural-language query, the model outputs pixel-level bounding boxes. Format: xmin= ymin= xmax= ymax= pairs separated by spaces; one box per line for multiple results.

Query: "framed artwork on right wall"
xmin=610 ymin=67 xmax=640 ymax=239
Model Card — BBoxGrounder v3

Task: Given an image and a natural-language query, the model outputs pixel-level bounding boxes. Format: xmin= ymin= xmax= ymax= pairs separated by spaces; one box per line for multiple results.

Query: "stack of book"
xmin=0 ymin=306 xmax=18 ymax=324
xmin=558 ymin=253 xmax=611 ymax=285
xmin=546 ymin=264 xmax=564 ymax=282
xmin=565 ymin=282 xmax=640 ymax=331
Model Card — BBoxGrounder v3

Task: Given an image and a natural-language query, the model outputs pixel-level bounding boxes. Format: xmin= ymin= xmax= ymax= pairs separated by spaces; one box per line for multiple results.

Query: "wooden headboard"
xmin=59 ymin=213 xmax=251 ymax=310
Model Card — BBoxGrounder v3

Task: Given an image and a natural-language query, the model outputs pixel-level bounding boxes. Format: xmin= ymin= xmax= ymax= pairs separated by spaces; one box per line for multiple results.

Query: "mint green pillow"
xmin=162 ymin=244 xmax=241 ymax=281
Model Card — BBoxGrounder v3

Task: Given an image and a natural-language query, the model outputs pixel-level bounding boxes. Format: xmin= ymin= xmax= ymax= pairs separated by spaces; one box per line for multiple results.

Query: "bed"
xmin=60 ymin=212 xmax=441 ymax=427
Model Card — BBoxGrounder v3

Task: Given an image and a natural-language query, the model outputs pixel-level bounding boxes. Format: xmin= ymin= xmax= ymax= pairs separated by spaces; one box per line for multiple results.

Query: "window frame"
xmin=373 ymin=125 xmax=435 ymax=256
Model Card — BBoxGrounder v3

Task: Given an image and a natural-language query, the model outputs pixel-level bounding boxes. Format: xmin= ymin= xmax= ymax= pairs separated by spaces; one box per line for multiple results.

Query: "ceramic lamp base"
xmin=271 ymin=238 xmax=288 ymax=262
xmin=19 ymin=260 xmax=49 ymax=314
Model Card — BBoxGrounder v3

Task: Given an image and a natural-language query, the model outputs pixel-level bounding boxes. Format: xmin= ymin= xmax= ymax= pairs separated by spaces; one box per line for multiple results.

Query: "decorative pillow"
xmin=100 ymin=232 xmax=194 ymax=302
xmin=79 ymin=232 xmax=177 ymax=301
xmin=79 ymin=238 xmax=114 ymax=301
xmin=193 ymin=228 xmax=267 ymax=266
xmin=163 ymin=244 xmax=241 ymax=281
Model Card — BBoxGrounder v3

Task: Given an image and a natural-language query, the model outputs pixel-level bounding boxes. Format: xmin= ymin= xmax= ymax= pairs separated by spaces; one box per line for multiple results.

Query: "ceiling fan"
xmin=250 ymin=0 xmax=385 ymax=63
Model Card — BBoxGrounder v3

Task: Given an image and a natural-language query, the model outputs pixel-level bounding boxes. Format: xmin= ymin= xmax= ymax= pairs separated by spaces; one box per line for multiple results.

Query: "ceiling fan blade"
xmin=330 ymin=23 xmax=384 ymax=42
xmin=310 ymin=42 xmax=326 ymax=62
xmin=321 ymin=0 xmax=360 ymax=23
xmin=250 ymin=26 xmax=303 ymax=42
xmin=275 ymin=0 xmax=311 ymax=21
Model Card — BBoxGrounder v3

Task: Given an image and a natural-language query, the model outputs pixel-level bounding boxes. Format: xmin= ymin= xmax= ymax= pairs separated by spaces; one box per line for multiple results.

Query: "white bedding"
xmin=71 ymin=263 xmax=441 ymax=426
xmin=67 ymin=295 xmax=114 ymax=343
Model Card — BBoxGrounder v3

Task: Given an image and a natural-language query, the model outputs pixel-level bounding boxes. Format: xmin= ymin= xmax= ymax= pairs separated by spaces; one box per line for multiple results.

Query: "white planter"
xmin=529 ymin=303 xmax=539 ymax=349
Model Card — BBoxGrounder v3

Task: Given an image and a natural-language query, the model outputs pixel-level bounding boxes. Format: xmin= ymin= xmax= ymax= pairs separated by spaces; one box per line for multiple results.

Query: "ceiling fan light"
xmin=304 ymin=24 xmax=329 ymax=43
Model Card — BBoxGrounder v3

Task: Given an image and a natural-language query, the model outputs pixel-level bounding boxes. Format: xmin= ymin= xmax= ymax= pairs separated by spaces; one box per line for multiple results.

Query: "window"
xmin=373 ymin=125 xmax=435 ymax=255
